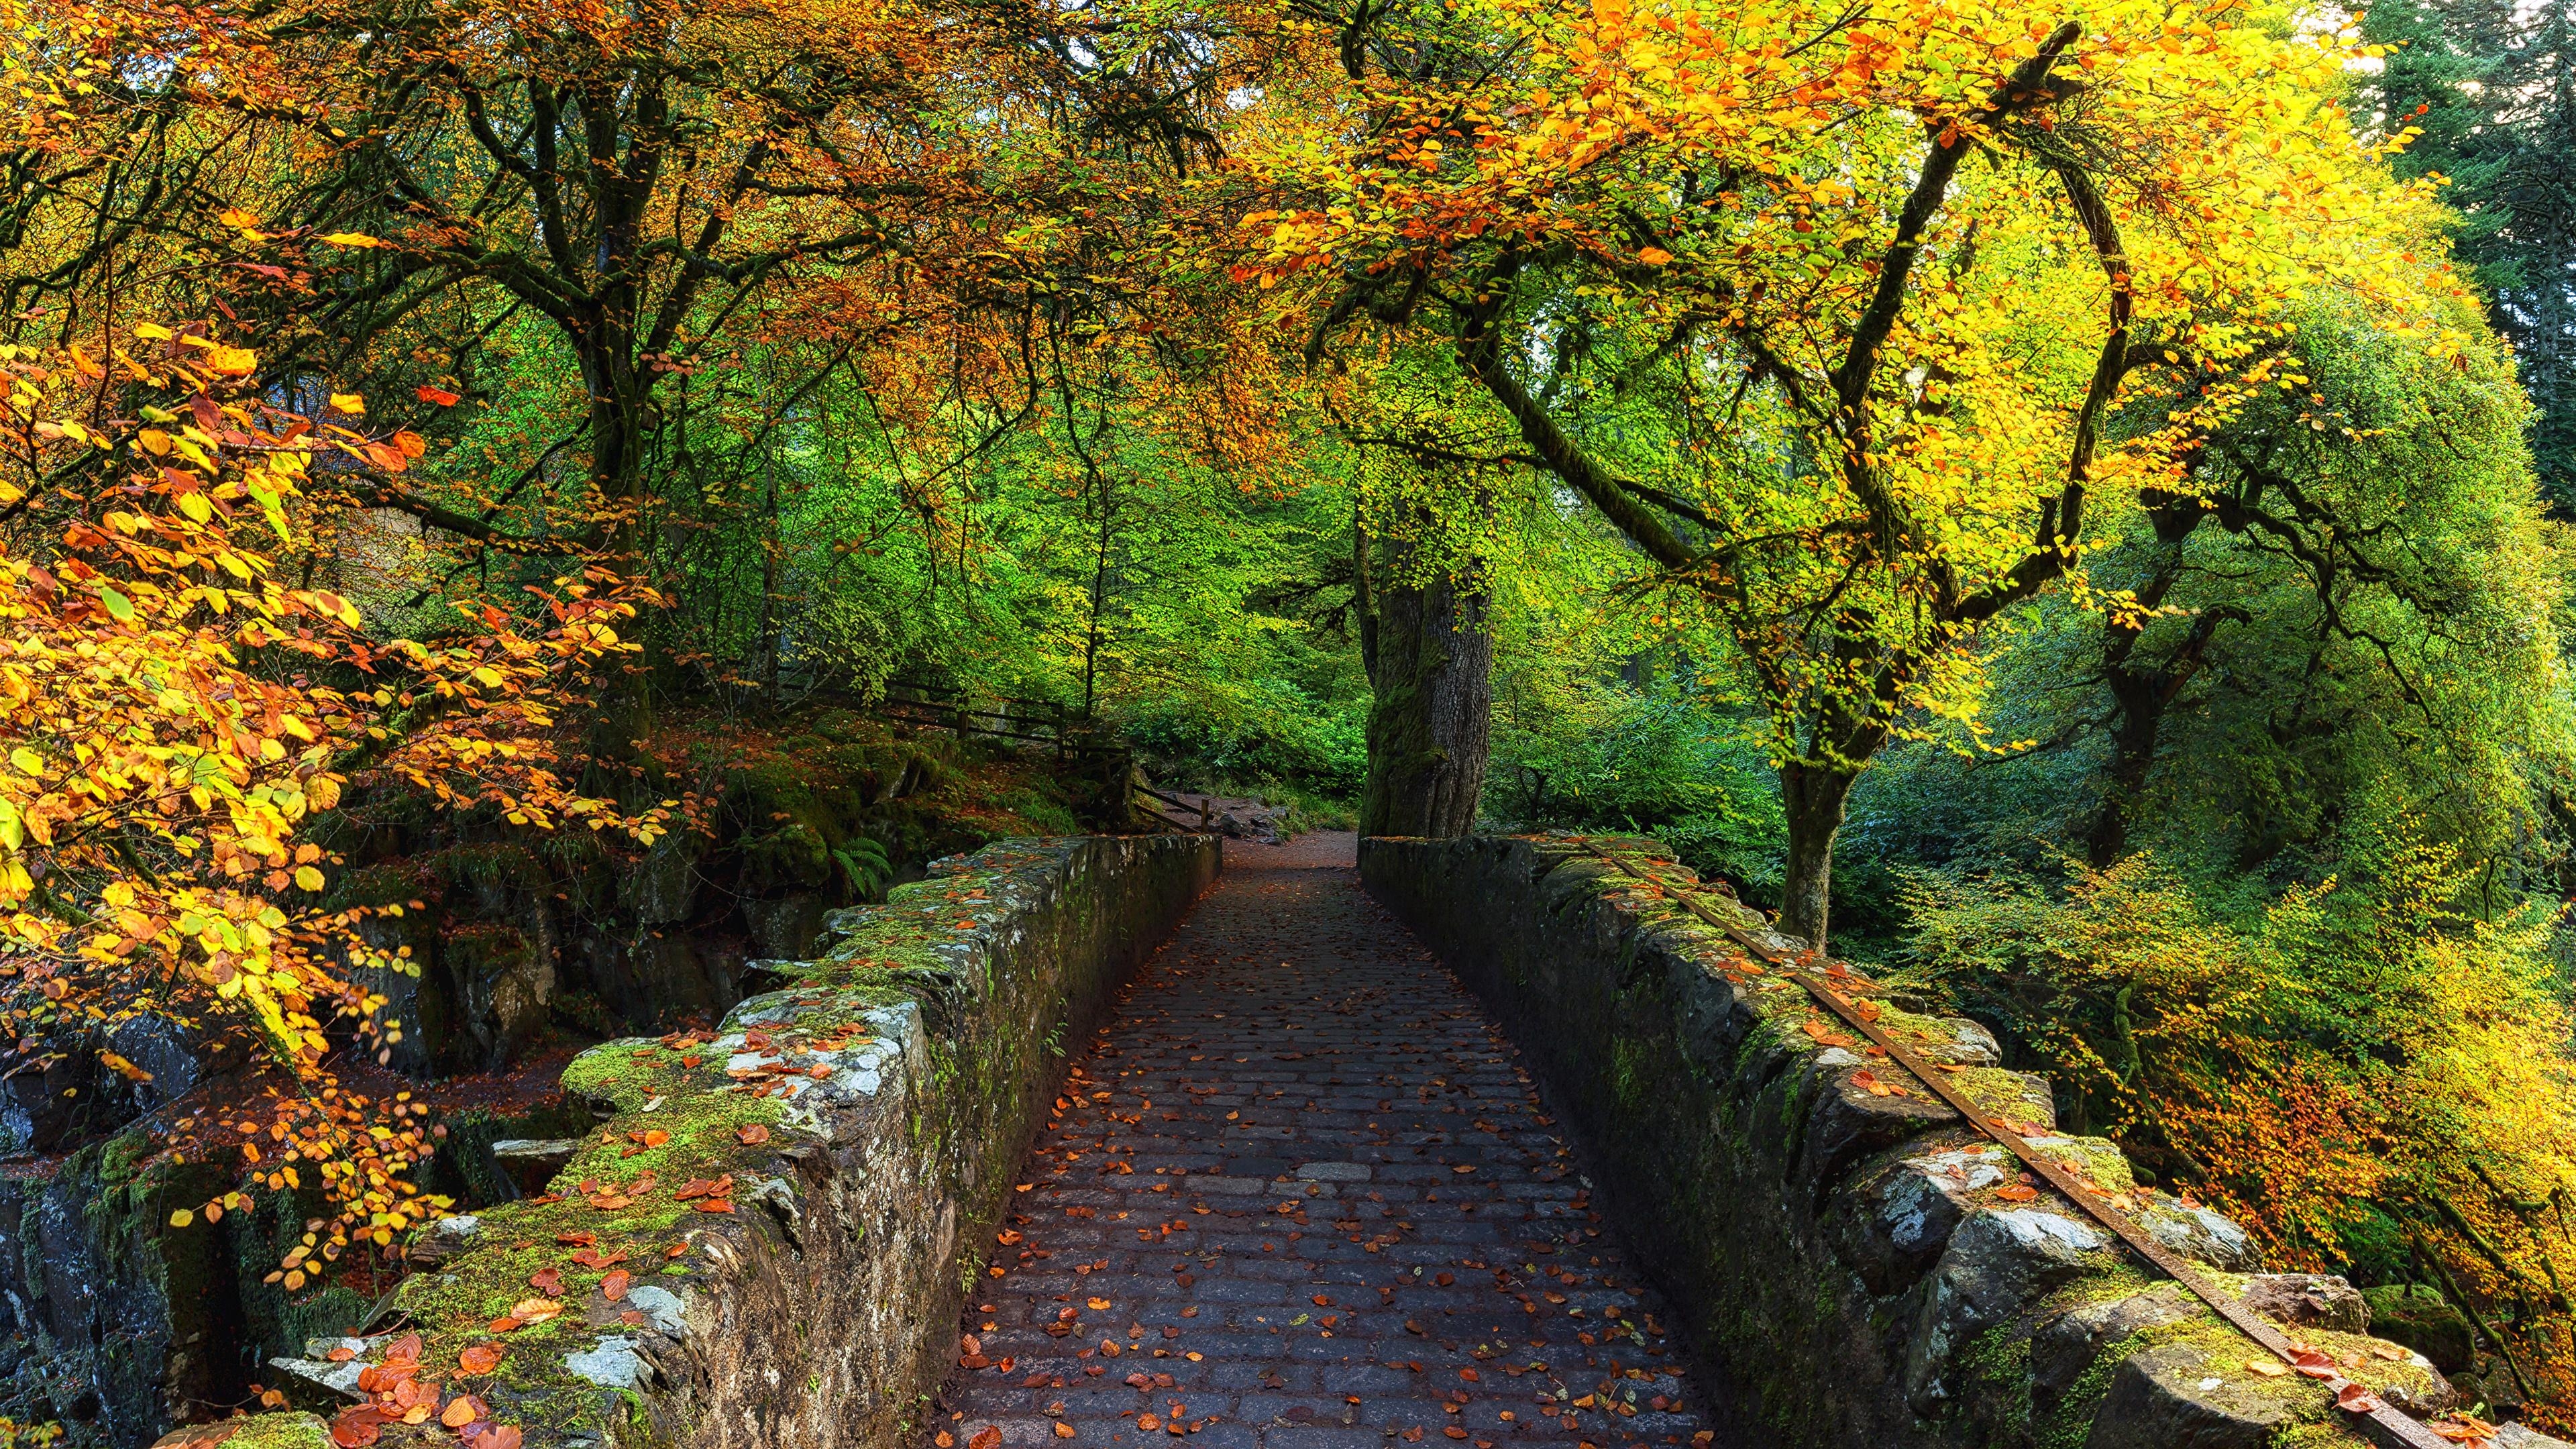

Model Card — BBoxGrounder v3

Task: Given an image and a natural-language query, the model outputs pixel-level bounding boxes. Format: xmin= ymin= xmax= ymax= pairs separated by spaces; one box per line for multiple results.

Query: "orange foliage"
xmin=0 ymin=320 xmax=667 ymax=1259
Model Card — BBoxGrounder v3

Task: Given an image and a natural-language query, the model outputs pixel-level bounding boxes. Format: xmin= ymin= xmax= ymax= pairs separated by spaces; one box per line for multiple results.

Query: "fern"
xmin=833 ymin=837 xmax=894 ymax=900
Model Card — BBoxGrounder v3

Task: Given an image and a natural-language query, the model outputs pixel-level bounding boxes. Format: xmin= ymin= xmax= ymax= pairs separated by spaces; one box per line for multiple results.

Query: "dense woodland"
xmin=6 ymin=0 xmax=2576 ymax=1438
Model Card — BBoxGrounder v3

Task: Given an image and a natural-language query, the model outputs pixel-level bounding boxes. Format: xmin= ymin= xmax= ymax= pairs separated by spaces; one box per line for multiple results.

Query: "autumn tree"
xmin=5 ymin=0 xmax=1293 ymax=711
xmin=1238 ymin=0 xmax=2477 ymax=947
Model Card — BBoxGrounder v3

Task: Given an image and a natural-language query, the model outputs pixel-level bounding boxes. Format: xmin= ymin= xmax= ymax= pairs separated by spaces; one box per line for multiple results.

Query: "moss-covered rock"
xmin=2361 ymin=1285 xmax=2473 ymax=1373
xmin=0 ymin=1130 xmax=247 ymax=1446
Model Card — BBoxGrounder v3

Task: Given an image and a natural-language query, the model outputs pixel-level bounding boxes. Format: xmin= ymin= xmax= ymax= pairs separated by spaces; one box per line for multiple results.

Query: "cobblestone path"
xmin=928 ymin=833 xmax=1717 ymax=1449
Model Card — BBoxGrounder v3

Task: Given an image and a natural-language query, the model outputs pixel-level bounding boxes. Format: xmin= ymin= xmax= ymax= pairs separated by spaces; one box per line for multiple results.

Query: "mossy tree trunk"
xmin=1360 ymin=566 xmax=1491 ymax=839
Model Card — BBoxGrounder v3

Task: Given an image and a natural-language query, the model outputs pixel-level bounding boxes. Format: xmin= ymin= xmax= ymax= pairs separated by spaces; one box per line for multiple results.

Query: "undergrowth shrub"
xmin=1898 ymin=828 xmax=2576 ymax=1419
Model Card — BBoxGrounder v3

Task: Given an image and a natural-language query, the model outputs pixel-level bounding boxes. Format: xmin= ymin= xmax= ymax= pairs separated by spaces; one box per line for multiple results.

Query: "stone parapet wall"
xmin=1359 ymin=833 xmax=2496 ymax=1449
xmin=237 ymin=833 xmax=1218 ymax=1449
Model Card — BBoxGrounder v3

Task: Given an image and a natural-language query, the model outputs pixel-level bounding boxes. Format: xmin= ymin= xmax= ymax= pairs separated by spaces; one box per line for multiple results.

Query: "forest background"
xmin=7 ymin=0 xmax=2576 ymax=1438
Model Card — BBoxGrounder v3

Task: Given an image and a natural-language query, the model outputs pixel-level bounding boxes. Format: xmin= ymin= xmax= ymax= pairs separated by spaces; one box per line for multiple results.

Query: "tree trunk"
xmin=1359 ymin=568 xmax=1492 ymax=838
xmin=1778 ymin=759 xmax=1861 ymax=952
xmin=2084 ymin=497 xmax=2229 ymax=866
xmin=2086 ymin=669 xmax=2165 ymax=867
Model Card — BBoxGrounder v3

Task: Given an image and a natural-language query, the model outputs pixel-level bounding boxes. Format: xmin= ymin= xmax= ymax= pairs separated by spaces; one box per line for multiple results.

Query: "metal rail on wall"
xmin=1566 ymin=840 xmax=2459 ymax=1449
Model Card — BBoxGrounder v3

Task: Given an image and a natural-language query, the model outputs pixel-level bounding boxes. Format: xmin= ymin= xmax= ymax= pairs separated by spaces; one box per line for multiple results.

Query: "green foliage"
xmin=1896 ymin=828 xmax=2576 ymax=1405
xmin=834 ymin=838 xmax=895 ymax=902
xmin=2361 ymin=0 xmax=2576 ymax=505
xmin=1488 ymin=673 xmax=1787 ymax=900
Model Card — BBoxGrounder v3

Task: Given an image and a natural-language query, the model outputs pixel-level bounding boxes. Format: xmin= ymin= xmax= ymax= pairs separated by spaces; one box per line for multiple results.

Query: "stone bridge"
xmin=46 ymin=833 xmax=2559 ymax=1449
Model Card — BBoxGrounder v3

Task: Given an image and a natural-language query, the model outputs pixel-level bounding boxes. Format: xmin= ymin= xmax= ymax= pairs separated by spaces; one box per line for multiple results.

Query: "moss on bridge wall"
xmin=1360 ymin=833 xmax=2468 ymax=1449
xmin=223 ymin=833 xmax=1218 ymax=1449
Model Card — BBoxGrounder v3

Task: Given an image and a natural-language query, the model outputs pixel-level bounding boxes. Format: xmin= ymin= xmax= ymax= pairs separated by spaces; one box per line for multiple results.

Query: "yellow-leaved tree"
xmin=0 ymin=320 xmax=669 ymax=1265
xmin=1234 ymin=0 xmax=2488 ymax=949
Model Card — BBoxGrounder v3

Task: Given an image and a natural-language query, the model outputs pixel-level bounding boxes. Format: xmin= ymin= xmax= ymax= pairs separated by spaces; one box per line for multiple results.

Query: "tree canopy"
xmin=7 ymin=0 xmax=2576 ymax=1435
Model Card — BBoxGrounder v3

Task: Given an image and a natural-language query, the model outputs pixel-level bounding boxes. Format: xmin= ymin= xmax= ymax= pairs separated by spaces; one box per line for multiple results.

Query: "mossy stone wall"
xmin=1359 ymin=835 xmax=2437 ymax=1449
xmin=231 ymin=833 xmax=1216 ymax=1449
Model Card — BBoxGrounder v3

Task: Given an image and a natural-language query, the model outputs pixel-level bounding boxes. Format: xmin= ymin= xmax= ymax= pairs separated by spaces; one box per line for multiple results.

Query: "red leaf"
xmin=2335 ymin=1383 xmax=2385 ymax=1413
xmin=416 ymin=385 xmax=461 ymax=406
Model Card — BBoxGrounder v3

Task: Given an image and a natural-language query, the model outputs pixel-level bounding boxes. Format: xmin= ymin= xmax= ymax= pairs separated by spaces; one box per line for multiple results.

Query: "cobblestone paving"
xmin=928 ymin=833 xmax=1716 ymax=1449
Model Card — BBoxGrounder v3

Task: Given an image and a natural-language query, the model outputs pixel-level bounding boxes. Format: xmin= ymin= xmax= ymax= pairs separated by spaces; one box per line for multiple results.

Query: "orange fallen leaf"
xmin=442 ymin=1395 xmax=486 ymax=1429
xmin=2246 ymin=1360 xmax=2288 ymax=1377
xmin=1055 ymin=1424 xmax=1077 ymax=1440
xmin=1994 ymin=1184 xmax=2038 ymax=1202
xmin=738 ymin=1124 xmax=769 ymax=1145
xmin=603 ymin=1269 xmax=631 ymax=1301
xmin=674 ymin=1175 xmax=733 ymax=1202
xmin=459 ymin=1344 xmax=504 ymax=1374
xmin=2335 ymin=1383 xmax=2384 ymax=1413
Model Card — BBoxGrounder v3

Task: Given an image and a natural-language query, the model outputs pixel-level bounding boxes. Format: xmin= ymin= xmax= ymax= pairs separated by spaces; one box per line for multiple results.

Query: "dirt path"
xmin=928 ymin=833 xmax=1716 ymax=1449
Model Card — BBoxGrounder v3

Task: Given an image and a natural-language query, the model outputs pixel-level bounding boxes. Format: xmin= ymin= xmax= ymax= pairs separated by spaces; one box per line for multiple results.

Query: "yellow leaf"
xmin=329 ymin=393 xmax=365 ymax=416
xmin=294 ymin=865 xmax=325 ymax=892
xmin=168 ymin=1209 xmax=194 ymax=1228
xmin=206 ymin=346 xmax=257 ymax=378
xmin=317 ymin=232 xmax=390 ymax=248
